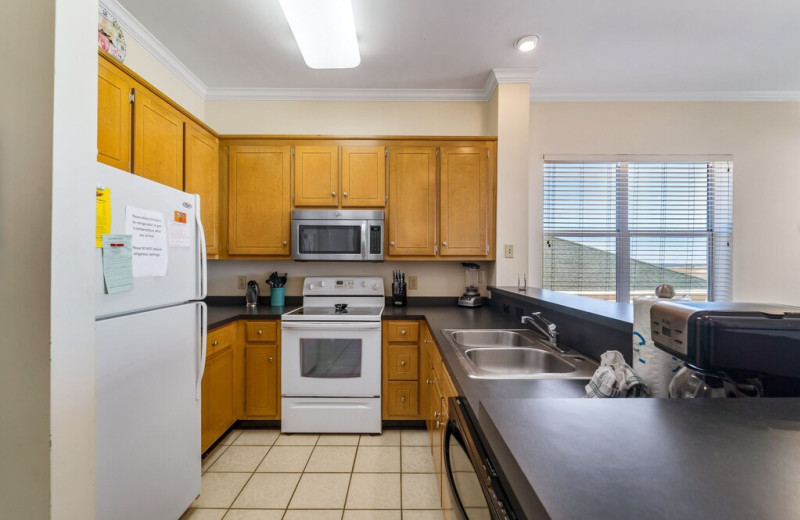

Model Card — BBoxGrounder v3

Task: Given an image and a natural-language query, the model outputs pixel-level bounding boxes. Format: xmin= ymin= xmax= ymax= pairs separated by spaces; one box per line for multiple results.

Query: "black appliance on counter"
xmin=650 ymin=301 xmax=800 ymax=397
xmin=445 ymin=398 xmax=523 ymax=520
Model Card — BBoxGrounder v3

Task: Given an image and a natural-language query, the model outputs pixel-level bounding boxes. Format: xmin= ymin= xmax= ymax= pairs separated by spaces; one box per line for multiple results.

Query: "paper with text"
xmin=101 ymin=234 xmax=134 ymax=294
xmin=125 ymin=206 xmax=168 ymax=277
xmin=168 ymin=210 xmax=191 ymax=247
xmin=96 ymin=187 xmax=111 ymax=248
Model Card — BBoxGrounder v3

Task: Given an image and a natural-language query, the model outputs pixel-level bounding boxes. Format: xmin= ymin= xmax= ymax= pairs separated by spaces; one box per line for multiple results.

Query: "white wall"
xmin=0 ymin=1 xmax=54 ymax=517
xmin=529 ymin=101 xmax=800 ymax=305
xmin=51 ymin=0 xmax=99 ymax=517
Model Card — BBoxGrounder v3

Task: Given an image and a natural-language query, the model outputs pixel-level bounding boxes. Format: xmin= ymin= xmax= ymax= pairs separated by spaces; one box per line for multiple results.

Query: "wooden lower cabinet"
xmin=201 ymin=324 xmax=237 ymax=452
xmin=244 ymin=344 xmax=279 ymax=417
xmin=383 ymin=320 xmax=421 ymax=419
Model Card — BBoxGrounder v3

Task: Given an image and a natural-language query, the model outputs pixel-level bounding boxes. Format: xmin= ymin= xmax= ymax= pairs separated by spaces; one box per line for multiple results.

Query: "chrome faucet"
xmin=521 ymin=312 xmax=566 ymax=353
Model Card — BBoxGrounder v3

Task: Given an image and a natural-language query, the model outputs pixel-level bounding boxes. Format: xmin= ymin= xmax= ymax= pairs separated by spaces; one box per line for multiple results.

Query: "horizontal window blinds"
xmin=543 ymin=159 xmax=732 ymax=303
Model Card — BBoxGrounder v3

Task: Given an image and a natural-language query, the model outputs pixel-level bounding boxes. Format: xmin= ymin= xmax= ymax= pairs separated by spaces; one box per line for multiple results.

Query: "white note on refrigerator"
xmin=125 ymin=206 xmax=168 ymax=277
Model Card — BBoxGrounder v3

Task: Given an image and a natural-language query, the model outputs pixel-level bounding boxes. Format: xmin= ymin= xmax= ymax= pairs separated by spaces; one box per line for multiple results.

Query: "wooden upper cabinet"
xmin=184 ymin=121 xmax=220 ymax=255
xmin=97 ymin=58 xmax=133 ymax=171
xmin=388 ymin=147 xmax=438 ymax=257
xmin=439 ymin=146 xmax=490 ymax=257
xmin=293 ymin=145 xmax=339 ymax=207
xmin=341 ymin=146 xmax=386 ymax=207
xmin=132 ymin=86 xmax=185 ymax=190
xmin=228 ymin=146 xmax=291 ymax=255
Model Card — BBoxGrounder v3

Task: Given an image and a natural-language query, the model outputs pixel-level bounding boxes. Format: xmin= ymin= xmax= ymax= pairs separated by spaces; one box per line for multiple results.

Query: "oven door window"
xmin=300 ymin=338 xmax=362 ymax=378
xmin=299 ymin=225 xmax=361 ymax=255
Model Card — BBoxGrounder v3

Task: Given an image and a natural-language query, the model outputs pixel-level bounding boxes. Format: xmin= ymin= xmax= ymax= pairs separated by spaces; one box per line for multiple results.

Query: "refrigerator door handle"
xmin=196 ymin=301 xmax=207 ymax=401
xmin=195 ymin=194 xmax=207 ymax=300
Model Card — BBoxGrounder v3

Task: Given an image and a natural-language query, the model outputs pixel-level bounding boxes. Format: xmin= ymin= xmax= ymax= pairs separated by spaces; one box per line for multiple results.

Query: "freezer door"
xmin=96 ymin=303 xmax=204 ymax=520
xmin=96 ymin=162 xmax=206 ymax=318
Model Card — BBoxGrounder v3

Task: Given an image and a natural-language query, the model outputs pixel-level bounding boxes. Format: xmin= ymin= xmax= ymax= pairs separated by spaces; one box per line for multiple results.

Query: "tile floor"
xmin=181 ymin=429 xmax=445 ymax=520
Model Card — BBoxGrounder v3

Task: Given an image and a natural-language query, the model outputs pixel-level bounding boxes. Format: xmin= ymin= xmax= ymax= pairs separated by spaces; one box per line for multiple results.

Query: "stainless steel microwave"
xmin=291 ymin=209 xmax=384 ymax=261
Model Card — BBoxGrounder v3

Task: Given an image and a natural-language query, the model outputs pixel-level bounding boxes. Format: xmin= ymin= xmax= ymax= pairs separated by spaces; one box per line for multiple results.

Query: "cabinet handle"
xmin=442 ymin=241 xmax=448 ymax=247
xmin=283 ymin=240 xmax=287 ymax=246
xmin=257 ymin=329 xmax=263 ymax=336
xmin=343 ymin=192 xmax=348 ymax=197
xmin=268 ymin=356 xmax=274 ymax=362
xmin=390 ymin=241 xmax=396 ymax=246
xmin=400 ymin=360 xmax=407 ymax=367
xmin=435 ymin=420 xmax=443 ymax=428
xmin=424 ymin=339 xmax=431 ymax=344
xmin=331 ymin=191 xmax=336 ymax=197
xmin=400 ymin=396 xmax=407 ymax=403
xmin=433 ymin=411 xmax=442 ymax=418
xmin=211 ymin=340 xmax=219 ymax=347
xmin=400 ymin=329 xmax=407 ymax=336
xmin=426 ymin=379 xmax=433 ymax=385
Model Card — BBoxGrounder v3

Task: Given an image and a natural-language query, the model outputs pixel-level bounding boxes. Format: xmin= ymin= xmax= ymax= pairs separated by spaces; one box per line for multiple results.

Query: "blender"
xmin=458 ymin=263 xmax=483 ymax=307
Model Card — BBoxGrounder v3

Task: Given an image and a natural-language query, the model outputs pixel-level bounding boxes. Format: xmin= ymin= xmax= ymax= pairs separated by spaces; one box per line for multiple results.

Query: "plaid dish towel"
xmin=586 ymin=350 xmax=650 ymax=398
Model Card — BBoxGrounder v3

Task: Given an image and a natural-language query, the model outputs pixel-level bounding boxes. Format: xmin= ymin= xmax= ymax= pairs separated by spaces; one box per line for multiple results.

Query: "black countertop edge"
xmin=488 ymin=285 xmax=633 ymax=332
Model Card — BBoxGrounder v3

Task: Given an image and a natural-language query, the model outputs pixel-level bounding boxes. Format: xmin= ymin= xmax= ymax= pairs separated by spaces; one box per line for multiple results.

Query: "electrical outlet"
xmin=504 ymin=244 xmax=514 ymax=258
xmin=408 ymin=275 xmax=418 ymax=290
xmin=237 ymin=276 xmax=247 ymax=290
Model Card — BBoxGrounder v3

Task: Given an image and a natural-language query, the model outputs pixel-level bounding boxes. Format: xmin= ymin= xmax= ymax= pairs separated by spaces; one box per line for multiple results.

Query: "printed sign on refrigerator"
xmin=125 ymin=206 xmax=168 ymax=277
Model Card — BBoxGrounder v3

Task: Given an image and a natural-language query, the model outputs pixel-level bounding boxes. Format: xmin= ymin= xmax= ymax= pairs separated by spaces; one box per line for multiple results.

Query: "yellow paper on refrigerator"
xmin=96 ymin=187 xmax=111 ymax=248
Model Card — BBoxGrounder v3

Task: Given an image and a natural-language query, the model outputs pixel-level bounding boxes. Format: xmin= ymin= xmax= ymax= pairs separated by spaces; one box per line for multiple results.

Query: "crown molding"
xmin=100 ymin=0 xmax=207 ymax=98
xmin=205 ymin=87 xmax=488 ymax=102
xmin=530 ymin=90 xmax=800 ymax=102
xmin=483 ymin=69 xmax=539 ymax=99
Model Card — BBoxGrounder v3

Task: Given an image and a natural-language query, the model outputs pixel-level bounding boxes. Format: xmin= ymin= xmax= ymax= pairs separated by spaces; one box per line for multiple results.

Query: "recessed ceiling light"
xmin=514 ymin=35 xmax=540 ymax=53
xmin=279 ymin=0 xmax=361 ymax=69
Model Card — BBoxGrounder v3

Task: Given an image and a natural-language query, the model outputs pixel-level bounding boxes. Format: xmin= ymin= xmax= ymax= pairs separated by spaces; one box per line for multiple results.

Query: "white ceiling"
xmin=113 ymin=0 xmax=800 ymax=100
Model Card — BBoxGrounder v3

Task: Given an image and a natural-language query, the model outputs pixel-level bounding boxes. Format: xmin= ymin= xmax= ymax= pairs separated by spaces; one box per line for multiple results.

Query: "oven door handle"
xmin=281 ymin=322 xmax=382 ymax=331
xmin=444 ymin=418 xmax=472 ymax=520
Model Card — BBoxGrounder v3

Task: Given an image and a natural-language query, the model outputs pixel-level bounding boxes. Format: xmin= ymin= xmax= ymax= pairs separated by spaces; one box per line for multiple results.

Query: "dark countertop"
xmin=479 ymin=397 xmax=800 ymax=520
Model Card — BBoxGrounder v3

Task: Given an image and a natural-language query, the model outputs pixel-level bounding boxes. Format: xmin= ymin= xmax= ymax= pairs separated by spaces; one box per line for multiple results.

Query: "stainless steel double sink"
xmin=442 ymin=329 xmax=598 ymax=380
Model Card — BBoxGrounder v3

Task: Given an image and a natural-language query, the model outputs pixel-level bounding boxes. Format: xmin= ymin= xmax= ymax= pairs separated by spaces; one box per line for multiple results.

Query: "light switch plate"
xmin=408 ymin=275 xmax=418 ymax=290
xmin=504 ymin=244 xmax=514 ymax=258
xmin=237 ymin=276 xmax=247 ymax=290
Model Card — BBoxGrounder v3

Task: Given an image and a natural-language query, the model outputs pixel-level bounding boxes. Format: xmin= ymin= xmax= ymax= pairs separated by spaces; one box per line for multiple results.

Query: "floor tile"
xmin=256 ymin=446 xmax=313 ymax=473
xmin=191 ymin=472 xmax=251 ymax=509
xmin=346 ymin=473 xmax=401 ymax=509
xmin=219 ymin=429 xmax=243 ymax=446
xmin=283 ymin=510 xmax=343 ymax=520
xmin=202 ymin=444 xmax=229 ymax=473
xmin=233 ymin=430 xmax=281 ymax=446
xmin=208 ymin=445 xmax=269 ymax=472
xmin=359 ymin=430 xmax=400 ymax=446
xmin=289 ymin=473 xmax=351 ymax=509
xmin=306 ymin=446 xmax=357 ymax=473
xmin=231 ymin=473 xmax=301 ymax=509
xmin=343 ymin=510 xmax=401 ymax=520
xmin=223 ymin=510 xmax=284 ymax=520
xmin=275 ymin=433 xmax=320 ymax=446
xmin=401 ymin=430 xmax=430 ymax=446
xmin=353 ymin=446 xmax=401 ymax=473
xmin=401 ymin=446 xmax=435 ymax=473
xmin=180 ymin=509 xmax=226 ymax=520
xmin=402 ymin=511 xmax=446 ymax=520
xmin=318 ymin=434 xmax=361 ymax=446
xmin=402 ymin=473 xmax=441 ymax=509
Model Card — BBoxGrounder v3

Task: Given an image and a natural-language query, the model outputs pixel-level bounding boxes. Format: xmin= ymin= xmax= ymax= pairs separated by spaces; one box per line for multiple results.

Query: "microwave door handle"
xmin=444 ymin=419 xmax=472 ymax=520
xmin=361 ymin=221 xmax=368 ymax=260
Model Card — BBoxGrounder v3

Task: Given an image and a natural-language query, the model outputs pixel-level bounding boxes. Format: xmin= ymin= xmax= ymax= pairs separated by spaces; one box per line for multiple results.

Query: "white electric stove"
xmin=281 ymin=276 xmax=384 ymax=433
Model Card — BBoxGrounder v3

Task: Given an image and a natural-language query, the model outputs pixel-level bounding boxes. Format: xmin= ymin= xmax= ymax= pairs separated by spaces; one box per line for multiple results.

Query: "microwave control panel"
xmin=369 ymin=225 xmax=382 ymax=254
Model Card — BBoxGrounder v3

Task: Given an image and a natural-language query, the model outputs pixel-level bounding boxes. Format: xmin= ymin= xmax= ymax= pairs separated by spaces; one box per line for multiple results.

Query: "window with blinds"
xmin=542 ymin=158 xmax=732 ymax=303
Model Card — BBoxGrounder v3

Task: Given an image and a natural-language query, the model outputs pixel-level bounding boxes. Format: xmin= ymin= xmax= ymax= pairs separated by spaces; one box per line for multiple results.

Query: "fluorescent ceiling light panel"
xmin=279 ymin=0 xmax=361 ymax=69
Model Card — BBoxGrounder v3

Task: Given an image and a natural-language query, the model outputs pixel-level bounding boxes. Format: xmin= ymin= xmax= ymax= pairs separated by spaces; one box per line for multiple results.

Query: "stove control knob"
xmin=371 ymin=282 xmax=379 ymax=291
xmin=319 ymin=281 xmax=326 ymax=287
xmin=360 ymin=280 xmax=368 ymax=288
xmin=307 ymin=283 xmax=314 ymax=290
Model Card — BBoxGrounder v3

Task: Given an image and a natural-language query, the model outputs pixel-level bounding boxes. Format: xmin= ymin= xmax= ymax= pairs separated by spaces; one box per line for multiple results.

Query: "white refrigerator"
xmin=95 ymin=162 xmax=207 ymax=519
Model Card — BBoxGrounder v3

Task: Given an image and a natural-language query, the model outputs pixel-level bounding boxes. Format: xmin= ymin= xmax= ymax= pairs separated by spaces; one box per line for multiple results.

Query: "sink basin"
xmin=464 ymin=347 xmax=575 ymax=375
xmin=449 ymin=330 xmax=538 ymax=348
xmin=442 ymin=329 xmax=598 ymax=380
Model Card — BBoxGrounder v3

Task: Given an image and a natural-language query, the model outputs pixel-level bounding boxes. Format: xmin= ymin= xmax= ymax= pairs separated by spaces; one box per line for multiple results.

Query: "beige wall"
xmin=205 ymin=99 xmax=489 ymax=136
xmin=529 ymin=101 xmax=800 ymax=305
xmin=123 ymin=37 xmax=206 ymax=120
xmin=0 ymin=1 xmax=54 ymax=517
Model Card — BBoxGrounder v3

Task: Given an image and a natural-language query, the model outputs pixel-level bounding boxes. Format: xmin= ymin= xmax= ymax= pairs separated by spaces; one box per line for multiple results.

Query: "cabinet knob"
xmin=211 ymin=340 xmax=218 ymax=347
xmin=268 ymin=356 xmax=274 ymax=362
xmin=400 ymin=396 xmax=407 ymax=403
xmin=400 ymin=360 xmax=407 ymax=367
xmin=343 ymin=192 xmax=348 ymax=197
xmin=433 ymin=411 xmax=442 ymax=418
xmin=390 ymin=241 xmax=396 ymax=247
xmin=331 ymin=191 xmax=336 ymax=197
xmin=283 ymin=240 xmax=287 ymax=246
xmin=442 ymin=241 xmax=448 ymax=247
xmin=257 ymin=329 xmax=263 ymax=336
xmin=400 ymin=329 xmax=407 ymax=336
xmin=435 ymin=420 xmax=443 ymax=429
xmin=426 ymin=379 xmax=433 ymax=385
xmin=424 ymin=339 xmax=431 ymax=344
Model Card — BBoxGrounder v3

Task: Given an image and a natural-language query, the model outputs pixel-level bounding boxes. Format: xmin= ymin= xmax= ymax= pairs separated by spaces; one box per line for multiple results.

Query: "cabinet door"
xmin=439 ymin=146 xmax=489 ymax=257
xmin=132 ymin=86 xmax=185 ymax=190
xmin=341 ymin=146 xmax=386 ymax=207
xmin=97 ymin=58 xmax=133 ymax=171
xmin=184 ymin=121 xmax=219 ymax=255
xmin=201 ymin=345 xmax=235 ymax=452
xmin=228 ymin=146 xmax=291 ymax=255
xmin=245 ymin=344 xmax=279 ymax=417
xmin=388 ymin=147 xmax=437 ymax=256
xmin=294 ymin=145 xmax=339 ymax=207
